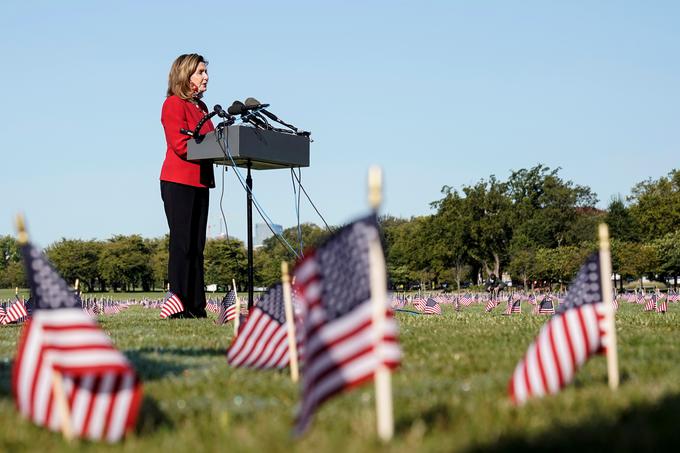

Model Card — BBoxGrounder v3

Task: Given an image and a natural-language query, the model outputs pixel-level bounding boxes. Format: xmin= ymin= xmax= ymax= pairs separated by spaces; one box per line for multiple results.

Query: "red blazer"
xmin=160 ymin=95 xmax=215 ymax=188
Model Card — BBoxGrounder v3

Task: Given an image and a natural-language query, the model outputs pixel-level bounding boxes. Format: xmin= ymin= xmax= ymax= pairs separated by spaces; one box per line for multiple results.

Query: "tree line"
xmin=1 ymin=165 xmax=678 ymax=292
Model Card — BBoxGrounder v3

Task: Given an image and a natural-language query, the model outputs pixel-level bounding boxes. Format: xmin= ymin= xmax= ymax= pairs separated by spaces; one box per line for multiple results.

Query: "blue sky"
xmin=1 ymin=1 xmax=678 ymax=248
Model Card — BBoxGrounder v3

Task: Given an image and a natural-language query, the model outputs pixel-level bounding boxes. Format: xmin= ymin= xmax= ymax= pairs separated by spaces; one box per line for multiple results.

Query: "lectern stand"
xmin=188 ymin=125 xmax=310 ymax=308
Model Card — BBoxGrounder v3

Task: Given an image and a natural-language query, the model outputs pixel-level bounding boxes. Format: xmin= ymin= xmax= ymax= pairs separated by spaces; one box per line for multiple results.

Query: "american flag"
xmin=656 ymin=294 xmax=667 ymax=313
xmin=524 ymin=294 xmax=532 ymax=305
xmin=460 ymin=293 xmax=474 ymax=306
xmin=160 ymin=291 xmax=184 ymax=319
xmin=504 ymin=295 xmax=521 ymax=315
xmin=538 ymin=295 xmax=555 ymax=315
xmin=216 ymin=289 xmax=237 ymax=325
xmin=484 ymin=295 xmax=497 ymax=313
xmin=206 ymin=298 xmax=219 ymax=314
xmin=509 ymin=253 xmax=610 ymax=405
xmin=6 ymin=298 xmax=29 ymax=324
xmin=293 ymin=214 xmax=401 ymax=435
xmin=423 ymin=298 xmax=442 ymax=315
xmin=13 ymin=241 xmax=142 ymax=442
xmin=0 ymin=304 xmax=6 ymax=324
xmin=643 ymin=294 xmax=656 ymax=312
xmin=669 ymin=290 xmax=678 ymax=303
xmin=412 ymin=297 xmax=426 ymax=311
xmin=227 ymin=284 xmax=295 ymax=369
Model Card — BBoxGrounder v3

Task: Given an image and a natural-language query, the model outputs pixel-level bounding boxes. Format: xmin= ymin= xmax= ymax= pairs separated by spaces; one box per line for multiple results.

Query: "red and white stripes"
xmin=227 ymin=308 xmax=289 ymax=369
xmin=12 ymin=308 xmax=142 ymax=442
xmin=509 ymin=302 xmax=608 ymax=405
xmin=160 ymin=293 xmax=184 ymax=319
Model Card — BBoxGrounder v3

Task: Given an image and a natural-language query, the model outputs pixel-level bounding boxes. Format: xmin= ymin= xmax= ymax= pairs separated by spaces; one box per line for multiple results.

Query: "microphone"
xmin=192 ymin=109 xmax=218 ymax=137
xmin=243 ymin=97 xmax=270 ymax=111
xmin=213 ymin=104 xmax=236 ymax=126
xmin=227 ymin=100 xmax=246 ymax=115
xmin=228 ymin=100 xmax=269 ymax=129
xmin=244 ymin=97 xmax=311 ymax=137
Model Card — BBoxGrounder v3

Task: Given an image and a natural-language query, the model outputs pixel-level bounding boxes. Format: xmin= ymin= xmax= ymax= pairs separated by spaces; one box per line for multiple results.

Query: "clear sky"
xmin=1 ymin=1 xmax=678 ymax=248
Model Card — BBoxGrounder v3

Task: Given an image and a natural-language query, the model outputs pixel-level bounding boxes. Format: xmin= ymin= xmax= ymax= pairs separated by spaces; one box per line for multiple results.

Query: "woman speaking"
xmin=159 ymin=53 xmax=215 ymax=318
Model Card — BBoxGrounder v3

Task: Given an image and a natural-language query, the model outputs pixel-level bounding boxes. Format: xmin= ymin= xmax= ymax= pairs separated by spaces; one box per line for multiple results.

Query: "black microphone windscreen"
xmin=244 ymin=97 xmax=260 ymax=107
xmin=227 ymin=101 xmax=245 ymax=115
xmin=213 ymin=104 xmax=223 ymax=113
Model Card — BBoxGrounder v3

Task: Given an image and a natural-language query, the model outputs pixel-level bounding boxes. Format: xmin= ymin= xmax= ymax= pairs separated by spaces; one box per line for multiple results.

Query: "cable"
xmin=296 ymin=168 xmax=303 ymax=254
xmin=290 ymin=168 xmax=304 ymax=255
xmin=218 ymin=164 xmax=229 ymax=239
xmin=290 ymin=169 xmax=334 ymax=233
xmin=215 ymin=122 xmax=300 ymax=259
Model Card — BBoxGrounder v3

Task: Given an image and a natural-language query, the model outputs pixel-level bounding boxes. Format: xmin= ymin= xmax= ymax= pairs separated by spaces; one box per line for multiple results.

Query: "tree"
xmin=462 ymin=176 xmax=513 ymax=277
xmin=255 ymin=223 xmax=329 ymax=287
xmin=98 ymin=235 xmax=153 ymax=291
xmin=605 ymin=196 xmax=640 ymax=242
xmin=46 ymin=239 xmax=103 ymax=291
xmin=535 ymin=246 xmax=591 ymax=290
xmin=507 ymin=248 xmax=538 ymax=290
xmin=0 ymin=235 xmax=22 ymax=288
xmin=653 ymin=230 xmax=680 ymax=288
xmin=430 ymin=188 xmax=471 ymax=290
xmin=147 ymin=236 xmax=169 ymax=290
xmin=617 ymin=242 xmax=660 ymax=288
xmin=506 ymin=164 xmax=599 ymax=248
xmin=204 ymin=237 xmax=247 ymax=290
xmin=628 ymin=169 xmax=680 ymax=241
xmin=2 ymin=260 xmax=26 ymax=288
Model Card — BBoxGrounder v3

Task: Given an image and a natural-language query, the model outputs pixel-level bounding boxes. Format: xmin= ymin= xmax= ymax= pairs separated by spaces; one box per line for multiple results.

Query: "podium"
xmin=187 ymin=125 xmax=310 ymax=307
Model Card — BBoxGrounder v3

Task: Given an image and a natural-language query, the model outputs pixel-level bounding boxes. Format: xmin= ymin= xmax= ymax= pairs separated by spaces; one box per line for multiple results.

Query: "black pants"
xmin=161 ymin=181 xmax=209 ymax=318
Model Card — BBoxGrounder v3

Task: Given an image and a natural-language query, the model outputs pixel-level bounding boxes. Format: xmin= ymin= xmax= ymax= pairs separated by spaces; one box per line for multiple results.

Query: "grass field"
xmin=1 ymin=301 xmax=679 ymax=452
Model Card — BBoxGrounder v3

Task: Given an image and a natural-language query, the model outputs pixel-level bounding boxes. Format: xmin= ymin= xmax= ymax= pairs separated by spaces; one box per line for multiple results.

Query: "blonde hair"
xmin=166 ymin=53 xmax=208 ymax=100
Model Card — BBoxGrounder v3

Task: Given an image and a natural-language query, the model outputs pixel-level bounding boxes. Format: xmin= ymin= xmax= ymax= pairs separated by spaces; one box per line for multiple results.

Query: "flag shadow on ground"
xmin=467 ymin=392 xmax=680 ymax=452
xmin=0 ymin=359 xmax=10 ymax=397
xmin=395 ymin=403 xmax=452 ymax=434
xmin=136 ymin=397 xmax=173 ymax=435
xmin=124 ymin=348 xmax=226 ymax=381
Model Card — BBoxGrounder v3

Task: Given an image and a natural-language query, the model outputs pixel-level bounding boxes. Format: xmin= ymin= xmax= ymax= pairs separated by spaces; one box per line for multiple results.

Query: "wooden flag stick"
xmin=16 ymin=214 xmax=29 ymax=245
xmin=233 ymin=278 xmax=240 ymax=335
xmin=367 ymin=166 xmax=394 ymax=442
xmin=598 ymin=223 xmax=619 ymax=390
xmin=52 ymin=370 xmax=74 ymax=441
xmin=281 ymin=262 xmax=300 ymax=383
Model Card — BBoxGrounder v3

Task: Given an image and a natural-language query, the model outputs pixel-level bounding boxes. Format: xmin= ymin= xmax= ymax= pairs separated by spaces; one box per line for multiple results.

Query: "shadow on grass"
xmin=467 ymin=393 xmax=680 ymax=452
xmin=136 ymin=397 xmax=173 ymax=435
xmin=131 ymin=347 xmax=226 ymax=357
xmin=124 ymin=348 xmax=225 ymax=382
xmin=0 ymin=359 xmax=11 ymax=397
xmin=396 ymin=403 xmax=452 ymax=433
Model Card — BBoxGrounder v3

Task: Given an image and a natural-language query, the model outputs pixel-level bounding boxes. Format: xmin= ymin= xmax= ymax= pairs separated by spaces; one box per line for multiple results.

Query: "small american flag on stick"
xmin=424 ymin=298 xmax=442 ymax=315
xmin=160 ymin=292 xmax=184 ymax=319
xmin=5 ymin=298 xmax=29 ymax=324
xmin=509 ymin=253 xmax=612 ymax=405
xmin=227 ymin=284 xmax=295 ymax=369
xmin=293 ymin=214 xmax=401 ymax=435
xmin=13 ymin=239 xmax=142 ymax=442
xmin=216 ymin=289 xmax=237 ymax=325
xmin=656 ymin=294 xmax=667 ymax=313
xmin=538 ymin=295 xmax=555 ymax=315
xmin=504 ymin=295 xmax=521 ymax=315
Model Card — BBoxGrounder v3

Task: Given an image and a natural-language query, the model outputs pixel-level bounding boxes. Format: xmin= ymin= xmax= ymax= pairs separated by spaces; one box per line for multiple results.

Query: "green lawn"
xmin=1 ymin=303 xmax=679 ymax=452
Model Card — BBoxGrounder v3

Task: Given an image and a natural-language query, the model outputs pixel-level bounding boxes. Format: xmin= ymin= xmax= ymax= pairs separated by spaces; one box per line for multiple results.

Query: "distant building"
xmin=255 ymin=222 xmax=283 ymax=247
